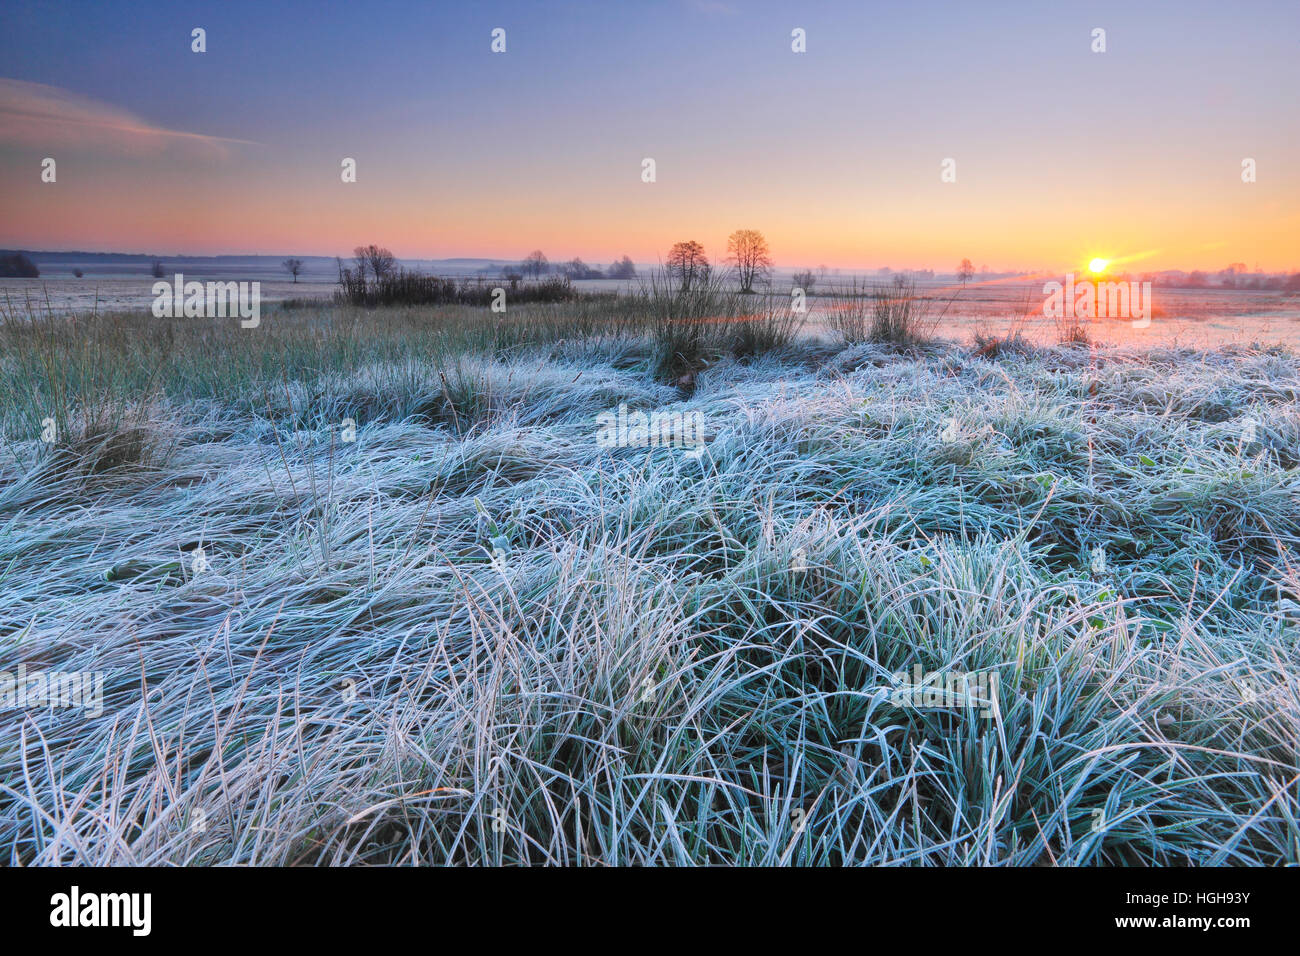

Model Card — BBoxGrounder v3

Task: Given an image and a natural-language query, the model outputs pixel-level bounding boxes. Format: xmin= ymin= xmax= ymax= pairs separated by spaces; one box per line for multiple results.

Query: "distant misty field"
xmin=1 ymin=293 xmax=1297 ymax=865
xmin=4 ymin=273 xmax=1300 ymax=348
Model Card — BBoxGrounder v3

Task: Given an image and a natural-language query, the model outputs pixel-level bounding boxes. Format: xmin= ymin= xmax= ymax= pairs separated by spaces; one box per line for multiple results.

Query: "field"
xmin=6 ymin=274 xmax=1300 ymax=348
xmin=1 ymin=294 xmax=1298 ymax=865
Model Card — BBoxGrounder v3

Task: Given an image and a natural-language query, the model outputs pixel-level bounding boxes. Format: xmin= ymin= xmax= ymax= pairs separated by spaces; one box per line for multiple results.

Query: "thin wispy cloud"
xmin=0 ymin=78 xmax=258 ymax=154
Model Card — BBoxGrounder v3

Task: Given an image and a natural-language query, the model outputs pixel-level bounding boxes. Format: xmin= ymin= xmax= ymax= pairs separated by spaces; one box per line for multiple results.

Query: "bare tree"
xmin=562 ymin=257 xmax=602 ymax=279
xmin=335 ymin=255 xmax=365 ymax=298
xmin=282 ymin=257 xmax=304 ymax=283
xmin=666 ymin=240 xmax=709 ymax=292
xmin=1220 ymin=262 xmax=1248 ymax=288
xmin=956 ymin=258 xmax=975 ymax=286
xmin=606 ymin=255 xmax=637 ymax=280
xmin=354 ymin=245 xmax=396 ymax=282
xmin=522 ymin=250 xmax=549 ymax=278
xmin=726 ymin=229 xmax=773 ymax=292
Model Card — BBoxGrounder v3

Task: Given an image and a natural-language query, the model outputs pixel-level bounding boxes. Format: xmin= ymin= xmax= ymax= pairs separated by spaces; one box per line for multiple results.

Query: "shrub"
xmin=0 ymin=252 xmax=39 ymax=278
xmin=335 ymin=266 xmax=578 ymax=308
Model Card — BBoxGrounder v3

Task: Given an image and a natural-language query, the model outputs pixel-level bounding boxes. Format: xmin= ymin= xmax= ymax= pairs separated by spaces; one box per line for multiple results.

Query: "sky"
xmin=1 ymin=0 xmax=1298 ymax=273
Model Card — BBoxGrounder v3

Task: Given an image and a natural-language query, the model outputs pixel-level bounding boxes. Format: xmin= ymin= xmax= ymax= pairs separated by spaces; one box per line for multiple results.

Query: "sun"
xmin=1088 ymin=257 xmax=1109 ymax=274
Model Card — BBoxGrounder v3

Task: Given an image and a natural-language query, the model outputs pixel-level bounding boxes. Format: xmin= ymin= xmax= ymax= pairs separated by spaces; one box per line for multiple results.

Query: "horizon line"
xmin=6 ymin=248 xmax=1297 ymax=278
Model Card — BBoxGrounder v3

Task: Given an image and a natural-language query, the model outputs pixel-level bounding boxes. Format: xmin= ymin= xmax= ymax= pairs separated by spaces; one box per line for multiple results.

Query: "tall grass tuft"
xmin=826 ymin=276 xmax=948 ymax=347
xmin=729 ymin=291 xmax=806 ymax=358
xmin=634 ymin=268 xmax=743 ymax=381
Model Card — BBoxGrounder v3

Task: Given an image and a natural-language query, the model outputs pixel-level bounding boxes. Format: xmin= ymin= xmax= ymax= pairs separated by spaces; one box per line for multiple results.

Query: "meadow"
xmin=1 ymin=286 xmax=1298 ymax=865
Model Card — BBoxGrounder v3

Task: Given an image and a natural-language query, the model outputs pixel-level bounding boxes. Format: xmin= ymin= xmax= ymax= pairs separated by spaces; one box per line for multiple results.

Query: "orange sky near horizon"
xmin=6 ymin=145 xmax=1296 ymax=274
